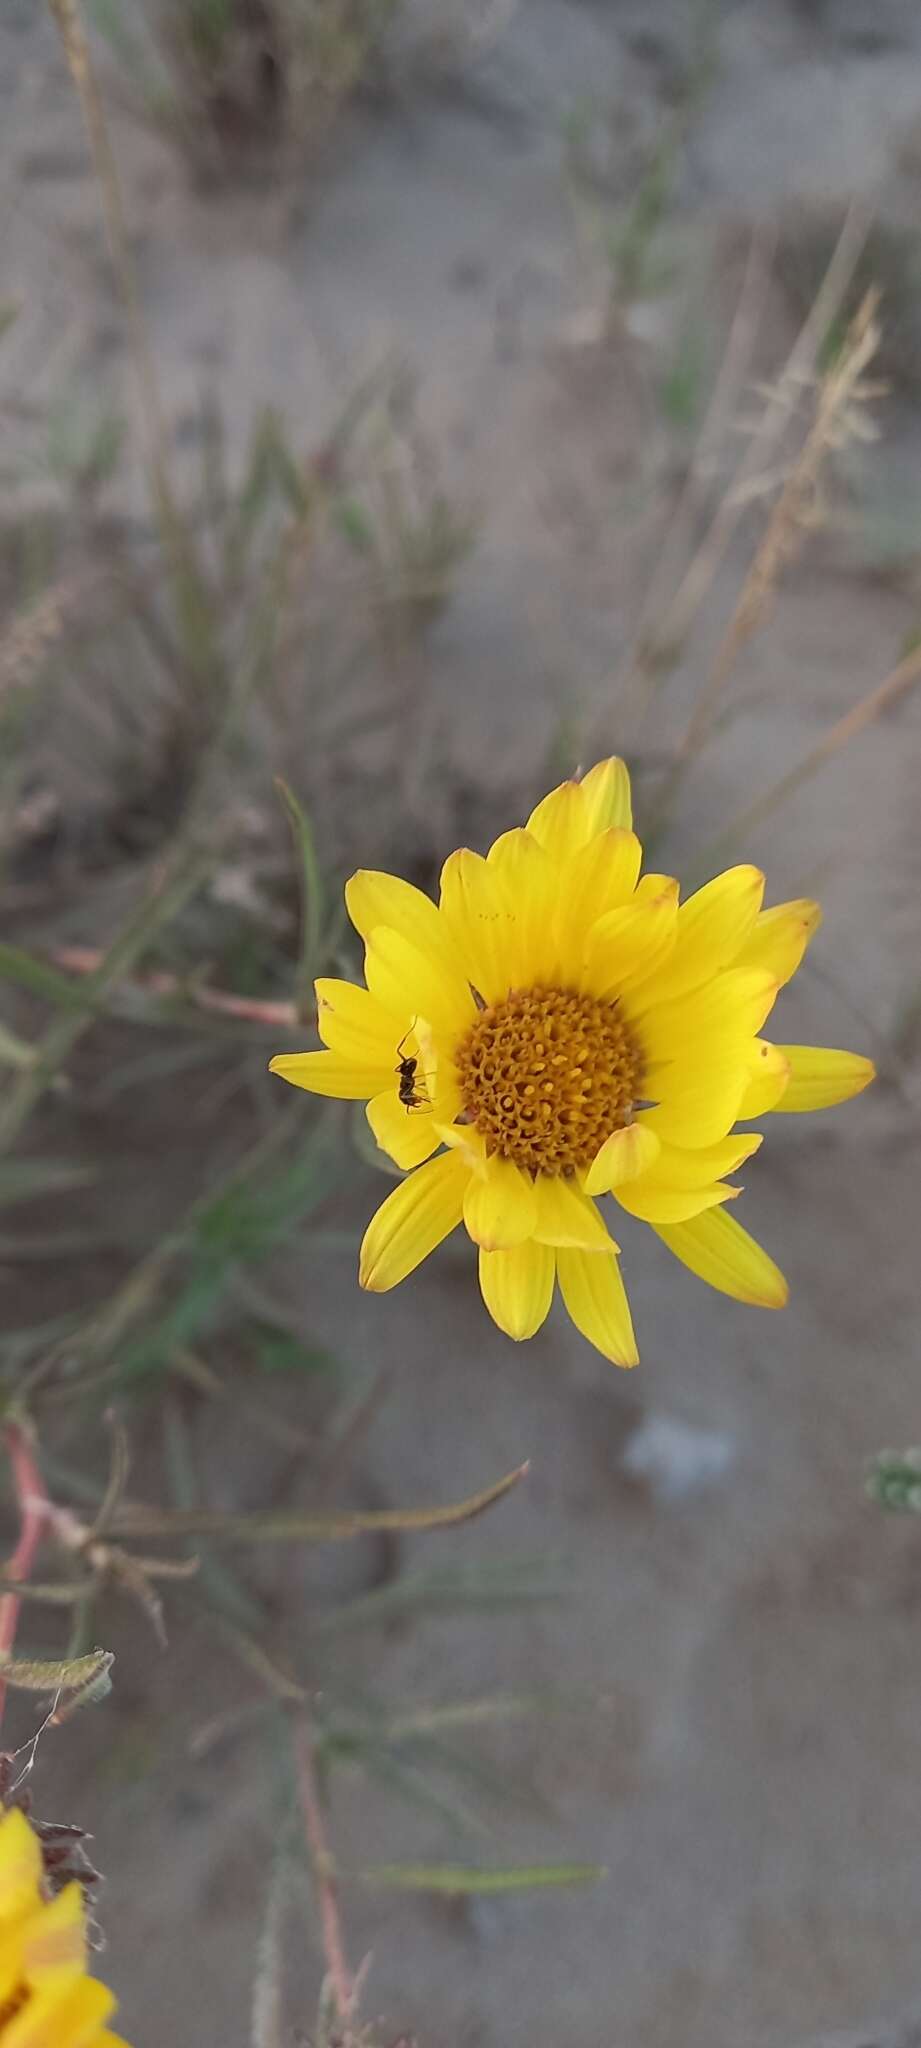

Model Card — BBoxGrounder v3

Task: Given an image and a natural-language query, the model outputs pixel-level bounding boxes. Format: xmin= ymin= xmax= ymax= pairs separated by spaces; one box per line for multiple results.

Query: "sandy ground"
xmin=4 ymin=4 xmax=921 ymax=2045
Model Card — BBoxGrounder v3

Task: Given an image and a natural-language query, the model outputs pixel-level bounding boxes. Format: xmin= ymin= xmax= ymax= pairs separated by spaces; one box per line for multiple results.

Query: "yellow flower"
xmin=0 ymin=1807 xmax=129 ymax=2045
xmin=270 ymin=760 xmax=874 ymax=1366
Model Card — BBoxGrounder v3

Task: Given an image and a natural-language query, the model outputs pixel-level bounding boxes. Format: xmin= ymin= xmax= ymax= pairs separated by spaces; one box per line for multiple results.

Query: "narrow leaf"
xmin=384 ymin=1692 xmax=581 ymax=1739
xmin=111 ymin=1462 xmax=529 ymax=1544
xmin=250 ymin=1838 xmax=289 ymax=2048
xmin=349 ymin=1861 xmax=606 ymax=1894
xmin=90 ymin=1411 xmax=132 ymax=1537
xmin=0 ymin=1578 xmax=94 ymax=1606
xmin=0 ymin=1160 xmax=95 ymax=1208
xmin=0 ymin=945 xmax=83 ymax=1008
xmin=315 ymin=1556 xmax=563 ymax=1636
xmin=211 ymin=1613 xmax=305 ymax=1704
xmin=275 ymin=779 xmax=323 ymax=1010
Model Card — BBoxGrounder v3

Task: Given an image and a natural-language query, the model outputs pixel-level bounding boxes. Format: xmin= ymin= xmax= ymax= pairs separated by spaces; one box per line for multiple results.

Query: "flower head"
xmin=0 ymin=1806 xmax=129 ymax=2045
xmin=270 ymin=760 xmax=874 ymax=1366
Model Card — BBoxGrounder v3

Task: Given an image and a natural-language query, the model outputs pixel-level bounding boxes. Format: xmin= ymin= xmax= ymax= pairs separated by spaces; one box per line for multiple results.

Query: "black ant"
xmin=395 ymin=1029 xmax=431 ymax=1113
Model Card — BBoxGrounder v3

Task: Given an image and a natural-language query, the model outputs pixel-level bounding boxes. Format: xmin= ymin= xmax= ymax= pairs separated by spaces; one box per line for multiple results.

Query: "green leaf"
xmin=348 ymin=1861 xmax=605 ymax=1894
xmin=0 ymin=944 xmax=84 ymax=1008
xmin=0 ymin=1645 xmax=112 ymax=1701
xmin=384 ymin=1691 xmax=582 ymax=1739
xmin=0 ymin=1578 xmax=93 ymax=1606
xmin=339 ymin=1744 xmax=487 ymax=1840
xmin=866 ymin=1448 xmax=921 ymax=1511
xmin=249 ymin=1323 xmax=336 ymax=1377
xmin=0 ymin=1023 xmax=38 ymax=1072
xmin=211 ymin=1612 xmax=305 ymax=1704
xmin=333 ymin=496 xmax=376 ymax=555
xmin=0 ymin=847 xmax=215 ymax=1154
xmin=314 ymin=1555 xmax=564 ymax=1635
xmin=251 ymin=1832 xmax=290 ymax=2048
xmin=116 ymin=1120 xmax=340 ymax=1379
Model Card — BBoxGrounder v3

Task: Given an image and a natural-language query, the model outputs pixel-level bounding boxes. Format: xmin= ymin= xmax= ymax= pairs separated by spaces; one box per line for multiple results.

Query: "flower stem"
xmin=0 ymin=1424 xmax=51 ymax=1734
xmin=291 ymin=1711 xmax=355 ymax=2029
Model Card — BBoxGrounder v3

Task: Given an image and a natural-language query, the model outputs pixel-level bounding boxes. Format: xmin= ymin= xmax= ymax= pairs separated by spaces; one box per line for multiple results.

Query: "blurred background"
xmin=2 ymin=3 xmax=921 ymax=2044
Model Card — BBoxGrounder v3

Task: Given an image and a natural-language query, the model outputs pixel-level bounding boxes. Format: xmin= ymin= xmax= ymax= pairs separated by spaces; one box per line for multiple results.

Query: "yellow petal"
xmin=0 ymin=1811 xmax=42 ymax=1917
xmin=359 ymin=1150 xmax=470 ymax=1291
xmin=434 ymin=1119 xmax=488 ymax=1170
xmin=557 ymin=1247 xmax=638 ymax=1366
xmin=734 ymin=898 xmax=822 ymax=986
xmin=737 ymin=1039 xmax=791 ymax=1117
xmin=367 ymin=1089 xmax=445 ymax=1169
xmin=525 ymin=778 xmax=587 ymax=860
xmin=636 ymin=968 xmax=779 ymax=1065
xmin=478 ymin=1241 xmax=555 ymax=1340
xmin=639 ymin=1060 xmax=751 ymax=1146
xmin=0 ymin=1932 xmax=23 ymax=2013
xmin=577 ymin=756 xmax=633 ymax=834
xmin=22 ymin=1882 xmax=85 ymax=1986
xmin=615 ymin=1180 xmax=739 ymax=1224
xmin=531 ymin=1176 xmax=617 ymax=1250
xmin=5 ymin=1974 xmax=116 ymax=2048
xmin=640 ymin=1131 xmax=762 ymax=1188
xmin=770 ymin=1045 xmax=876 ymax=1112
xmin=633 ymin=871 xmax=675 ymax=902
xmin=314 ymin=977 xmax=402 ymax=1061
xmin=582 ymin=1122 xmax=661 ymax=1196
xmin=555 ymin=829 xmax=643 ymax=979
xmin=486 ymin=828 xmax=560 ymax=983
xmin=584 ymin=879 xmax=679 ymax=999
xmin=653 ymin=1205 xmax=788 ymax=1307
xmin=463 ymin=1154 xmax=538 ymax=1249
xmin=345 ymin=870 xmax=454 ymax=972
xmin=527 ymin=759 xmax=632 ymax=859
xmin=365 ymin=928 xmax=475 ymax=1038
xmin=640 ymin=865 xmax=765 ymax=1005
xmin=269 ymin=1049 xmax=390 ymax=1098
xmin=439 ymin=848 xmax=519 ymax=1003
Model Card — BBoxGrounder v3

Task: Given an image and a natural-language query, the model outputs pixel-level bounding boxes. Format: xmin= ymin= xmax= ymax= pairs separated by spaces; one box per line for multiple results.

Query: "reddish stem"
xmin=0 ymin=1424 xmax=50 ymax=1733
xmin=292 ymin=1712 xmax=355 ymax=2028
xmin=50 ymin=947 xmax=298 ymax=1028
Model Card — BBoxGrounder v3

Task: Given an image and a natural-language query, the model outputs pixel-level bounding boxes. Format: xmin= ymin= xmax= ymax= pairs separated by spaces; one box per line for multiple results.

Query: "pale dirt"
xmin=3 ymin=4 xmax=921 ymax=2046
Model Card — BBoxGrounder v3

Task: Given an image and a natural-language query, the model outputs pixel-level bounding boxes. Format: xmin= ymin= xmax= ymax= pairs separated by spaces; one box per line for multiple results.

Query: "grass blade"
xmin=314 ymin=1557 xmax=565 ymax=1636
xmin=0 ymin=848 xmax=215 ymax=1153
xmin=0 ymin=945 xmax=84 ymax=1008
xmin=0 ymin=1160 xmax=96 ymax=1208
xmin=348 ymin=1861 xmax=605 ymax=1894
xmin=275 ymin=778 xmax=323 ymax=1014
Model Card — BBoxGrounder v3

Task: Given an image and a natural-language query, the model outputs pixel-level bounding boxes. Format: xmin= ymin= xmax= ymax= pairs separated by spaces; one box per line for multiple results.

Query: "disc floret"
xmin=454 ymin=985 xmax=643 ymax=1175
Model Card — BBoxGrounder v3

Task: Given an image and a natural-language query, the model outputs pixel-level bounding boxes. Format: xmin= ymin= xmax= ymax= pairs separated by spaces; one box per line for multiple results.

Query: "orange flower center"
xmin=454 ymin=985 xmax=643 ymax=1175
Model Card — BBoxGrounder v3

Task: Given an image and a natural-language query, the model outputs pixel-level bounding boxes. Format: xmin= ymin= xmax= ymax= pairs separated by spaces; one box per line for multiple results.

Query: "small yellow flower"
xmin=0 ymin=1807 xmax=129 ymax=2045
xmin=270 ymin=760 xmax=874 ymax=1365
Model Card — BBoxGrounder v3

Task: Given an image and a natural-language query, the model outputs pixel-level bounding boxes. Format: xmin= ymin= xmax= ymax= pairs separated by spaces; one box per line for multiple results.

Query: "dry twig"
xmin=698 ymin=632 xmax=921 ymax=865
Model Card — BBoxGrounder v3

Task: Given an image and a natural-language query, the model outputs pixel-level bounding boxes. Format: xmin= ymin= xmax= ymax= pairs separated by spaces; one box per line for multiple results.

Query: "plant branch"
xmin=291 ymin=1711 xmax=355 ymax=2030
xmin=695 ymin=634 xmax=921 ymax=870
